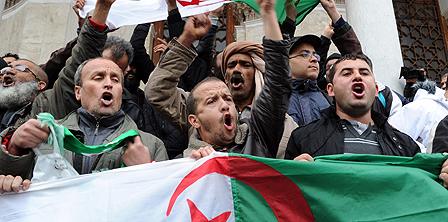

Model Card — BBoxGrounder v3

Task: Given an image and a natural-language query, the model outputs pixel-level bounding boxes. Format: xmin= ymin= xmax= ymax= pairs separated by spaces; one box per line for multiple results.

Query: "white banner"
xmin=0 ymin=153 xmax=236 ymax=222
xmin=79 ymin=0 xmax=229 ymax=29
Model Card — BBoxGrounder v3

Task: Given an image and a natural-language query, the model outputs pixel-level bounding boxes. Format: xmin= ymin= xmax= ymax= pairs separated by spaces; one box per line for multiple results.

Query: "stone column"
xmin=345 ymin=0 xmax=404 ymax=92
xmin=0 ymin=0 xmax=5 ymax=18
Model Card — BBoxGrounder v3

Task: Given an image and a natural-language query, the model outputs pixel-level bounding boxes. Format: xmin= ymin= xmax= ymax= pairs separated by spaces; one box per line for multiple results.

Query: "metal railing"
xmin=4 ymin=0 xmax=22 ymax=10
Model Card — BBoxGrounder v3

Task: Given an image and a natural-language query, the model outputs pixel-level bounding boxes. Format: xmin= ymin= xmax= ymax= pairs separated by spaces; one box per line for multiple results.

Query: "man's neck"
xmin=335 ymin=106 xmax=373 ymax=125
xmin=234 ymin=97 xmax=253 ymax=112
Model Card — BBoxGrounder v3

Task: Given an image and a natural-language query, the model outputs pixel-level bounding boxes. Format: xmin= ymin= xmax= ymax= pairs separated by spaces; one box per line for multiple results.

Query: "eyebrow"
xmin=340 ymin=67 xmax=371 ymax=72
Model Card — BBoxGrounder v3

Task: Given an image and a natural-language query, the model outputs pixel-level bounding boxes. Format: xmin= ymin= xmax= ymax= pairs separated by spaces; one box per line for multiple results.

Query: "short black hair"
xmin=2 ymin=53 xmax=19 ymax=60
xmin=327 ymin=54 xmax=373 ymax=83
xmin=186 ymin=77 xmax=224 ymax=116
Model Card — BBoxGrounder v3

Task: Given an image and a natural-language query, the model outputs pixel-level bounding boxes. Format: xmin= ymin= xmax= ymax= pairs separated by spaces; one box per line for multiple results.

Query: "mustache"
xmin=230 ymin=73 xmax=244 ymax=85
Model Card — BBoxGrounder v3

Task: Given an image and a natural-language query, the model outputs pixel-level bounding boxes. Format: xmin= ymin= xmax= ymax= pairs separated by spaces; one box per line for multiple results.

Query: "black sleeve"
xmin=317 ymin=35 xmax=331 ymax=89
xmin=280 ymin=17 xmax=296 ymax=39
xmin=432 ymin=116 xmax=448 ymax=153
xmin=130 ymin=23 xmax=155 ymax=84
xmin=167 ymin=8 xmax=185 ymax=39
xmin=285 ymin=129 xmax=300 ymax=160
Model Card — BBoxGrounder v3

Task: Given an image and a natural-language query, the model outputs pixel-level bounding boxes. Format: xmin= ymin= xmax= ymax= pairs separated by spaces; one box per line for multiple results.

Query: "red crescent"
xmin=166 ymin=156 xmax=314 ymax=221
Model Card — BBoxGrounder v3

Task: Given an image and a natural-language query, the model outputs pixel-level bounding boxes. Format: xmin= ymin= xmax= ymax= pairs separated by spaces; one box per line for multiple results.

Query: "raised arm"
xmin=145 ymin=15 xmax=211 ymax=129
xmin=320 ymin=0 xmax=362 ymax=55
xmin=250 ymin=0 xmax=291 ymax=157
xmin=130 ymin=23 xmax=155 ymax=84
xmin=33 ymin=0 xmax=115 ymax=119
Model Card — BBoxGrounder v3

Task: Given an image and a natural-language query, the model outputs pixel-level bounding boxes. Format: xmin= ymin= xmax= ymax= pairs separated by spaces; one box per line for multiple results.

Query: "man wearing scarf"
xmin=218 ymin=42 xmax=298 ymax=158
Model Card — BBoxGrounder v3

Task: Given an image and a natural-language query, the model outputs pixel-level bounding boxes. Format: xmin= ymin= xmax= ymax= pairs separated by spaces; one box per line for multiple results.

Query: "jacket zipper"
xmin=94 ymin=121 xmax=99 ymax=135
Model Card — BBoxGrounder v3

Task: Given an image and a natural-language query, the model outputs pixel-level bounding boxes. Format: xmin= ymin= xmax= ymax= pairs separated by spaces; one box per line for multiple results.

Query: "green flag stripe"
xmin=63 ymin=128 xmax=139 ymax=154
xmin=232 ymin=153 xmax=448 ymax=221
xmin=37 ymin=112 xmax=139 ymax=155
xmin=231 ymin=179 xmax=277 ymax=222
xmin=232 ymin=0 xmax=319 ymax=25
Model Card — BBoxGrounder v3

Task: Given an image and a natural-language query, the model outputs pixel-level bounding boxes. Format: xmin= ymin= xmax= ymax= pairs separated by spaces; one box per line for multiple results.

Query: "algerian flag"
xmin=79 ymin=0 xmax=318 ymax=28
xmin=234 ymin=0 xmax=319 ymax=24
xmin=1 ymin=152 xmax=447 ymax=221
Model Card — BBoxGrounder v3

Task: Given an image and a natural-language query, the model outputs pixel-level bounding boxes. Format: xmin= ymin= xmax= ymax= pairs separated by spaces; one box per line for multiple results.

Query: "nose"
xmin=219 ymin=97 xmax=230 ymax=112
xmin=353 ymin=70 xmax=363 ymax=81
xmin=310 ymin=54 xmax=318 ymax=63
xmin=104 ymin=77 xmax=113 ymax=89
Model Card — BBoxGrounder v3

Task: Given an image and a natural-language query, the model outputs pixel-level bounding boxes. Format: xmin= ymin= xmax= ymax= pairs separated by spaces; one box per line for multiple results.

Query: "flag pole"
xmin=152 ymin=21 xmax=165 ymax=64
xmin=225 ymin=3 xmax=235 ymax=44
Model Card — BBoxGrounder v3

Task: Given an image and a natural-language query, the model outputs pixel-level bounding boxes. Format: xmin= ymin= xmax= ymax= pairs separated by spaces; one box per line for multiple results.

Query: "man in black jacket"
xmin=285 ymin=54 xmax=420 ymax=160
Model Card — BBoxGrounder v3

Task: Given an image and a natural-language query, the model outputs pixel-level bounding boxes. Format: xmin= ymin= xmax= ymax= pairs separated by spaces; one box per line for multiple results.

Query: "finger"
xmin=11 ymin=176 xmax=23 ymax=193
xmin=2 ymin=175 xmax=14 ymax=192
xmin=157 ymin=38 xmax=167 ymax=45
xmin=442 ymin=159 xmax=448 ymax=168
xmin=133 ymin=136 xmax=143 ymax=145
xmin=439 ymin=173 xmax=448 ymax=188
xmin=294 ymin=153 xmax=314 ymax=162
xmin=0 ymin=175 xmax=5 ymax=193
xmin=204 ymin=146 xmax=214 ymax=155
xmin=22 ymin=180 xmax=31 ymax=191
xmin=191 ymin=150 xmax=201 ymax=160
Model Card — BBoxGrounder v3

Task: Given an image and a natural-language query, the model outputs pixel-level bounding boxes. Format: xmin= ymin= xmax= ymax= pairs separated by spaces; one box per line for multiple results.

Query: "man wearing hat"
xmin=288 ymin=34 xmax=331 ymax=126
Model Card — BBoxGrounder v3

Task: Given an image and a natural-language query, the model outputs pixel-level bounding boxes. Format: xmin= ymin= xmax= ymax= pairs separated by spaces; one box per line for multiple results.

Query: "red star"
xmin=177 ymin=0 xmax=201 ymax=7
xmin=187 ymin=199 xmax=231 ymax=222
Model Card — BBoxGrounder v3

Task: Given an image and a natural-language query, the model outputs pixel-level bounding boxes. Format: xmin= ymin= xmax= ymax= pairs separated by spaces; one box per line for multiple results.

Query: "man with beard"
xmin=0 ymin=58 xmax=168 ymax=193
xmin=146 ymin=0 xmax=291 ymax=158
xmin=285 ymin=54 xmax=420 ymax=160
xmin=217 ymin=41 xmax=297 ymax=158
xmin=0 ymin=59 xmax=48 ymax=132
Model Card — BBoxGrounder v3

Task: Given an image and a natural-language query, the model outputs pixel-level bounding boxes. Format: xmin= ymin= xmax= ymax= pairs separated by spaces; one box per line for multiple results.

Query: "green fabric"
xmin=231 ymin=179 xmax=277 ymax=221
xmin=232 ymin=0 xmax=319 ymax=24
xmin=230 ymin=153 xmax=448 ymax=221
xmin=37 ymin=113 xmax=139 ymax=155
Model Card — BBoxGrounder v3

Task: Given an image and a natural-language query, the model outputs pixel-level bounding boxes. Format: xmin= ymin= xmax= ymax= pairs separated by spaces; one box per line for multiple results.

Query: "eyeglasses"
xmin=289 ymin=50 xmax=321 ymax=62
xmin=0 ymin=64 xmax=40 ymax=81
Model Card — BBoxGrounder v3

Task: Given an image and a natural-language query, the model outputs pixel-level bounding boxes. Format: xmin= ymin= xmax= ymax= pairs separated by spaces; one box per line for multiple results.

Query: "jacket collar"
xmin=322 ymin=105 xmax=387 ymax=128
xmin=292 ymin=78 xmax=319 ymax=93
xmin=77 ymin=108 xmax=125 ymax=130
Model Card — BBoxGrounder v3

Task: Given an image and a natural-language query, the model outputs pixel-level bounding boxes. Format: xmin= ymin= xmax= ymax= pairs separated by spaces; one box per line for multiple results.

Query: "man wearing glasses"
xmin=287 ymin=35 xmax=331 ymax=126
xmin=0 ymin=60 xmax=48 ymax=132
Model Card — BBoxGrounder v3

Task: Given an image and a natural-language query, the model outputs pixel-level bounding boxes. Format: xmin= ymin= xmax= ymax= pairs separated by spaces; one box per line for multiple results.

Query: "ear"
xmin=327 ymin=82 xmax=335 ymax=97
xmin=375 ymin=83 xmax=379 ymax=96
xmin=37 ymin=81 xmax=47 ymax=91
xmin=188 ymin=114 xmax=201 ymax=129
xmin=74 ymin=86 xmax=81 ymax=101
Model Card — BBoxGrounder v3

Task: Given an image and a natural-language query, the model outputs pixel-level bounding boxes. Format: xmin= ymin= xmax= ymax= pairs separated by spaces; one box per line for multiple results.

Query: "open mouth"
xmin=2 ymin=76 xmax=15 ymax=87
xmin=100 ymin=92 xmax=114 ymax=106
xmin=223 ymin=113 xmax=234 ymax=131
xmin=352 ymin=82 xmax=365 ymax=98
xmin=230 ymin=73 xmax=244 ymax=89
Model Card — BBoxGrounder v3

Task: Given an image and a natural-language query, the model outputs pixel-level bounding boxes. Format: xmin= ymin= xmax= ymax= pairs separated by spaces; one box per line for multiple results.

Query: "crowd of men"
xmin=0 ymin=0 xmax=447 ymax=193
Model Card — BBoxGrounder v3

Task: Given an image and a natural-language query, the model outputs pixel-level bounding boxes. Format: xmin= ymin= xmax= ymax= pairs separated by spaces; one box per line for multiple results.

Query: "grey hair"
xmin=104 ymin=36 xmax=134 ymax=65
xmin=74 ymin=59 xmax=94 ymax=86
xmin=412 ymin=80 xmax=437 ymax=95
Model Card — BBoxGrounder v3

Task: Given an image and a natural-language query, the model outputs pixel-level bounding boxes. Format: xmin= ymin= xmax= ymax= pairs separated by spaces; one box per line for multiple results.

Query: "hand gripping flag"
xmin=1 ymin=151 xmax=448 ymax=221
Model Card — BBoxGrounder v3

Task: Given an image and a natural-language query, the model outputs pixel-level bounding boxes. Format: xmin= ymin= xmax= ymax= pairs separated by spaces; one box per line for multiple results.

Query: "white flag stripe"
xmin=79 ymin=0 xmax=229 ymax=29
xmin=0 ymin=153 xmax=235 ymax=222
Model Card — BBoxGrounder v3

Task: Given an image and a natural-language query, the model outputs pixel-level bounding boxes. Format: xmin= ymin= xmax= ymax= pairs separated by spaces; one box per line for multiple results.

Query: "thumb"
xmin=133 ymin=136 xmax=143 ymax=145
